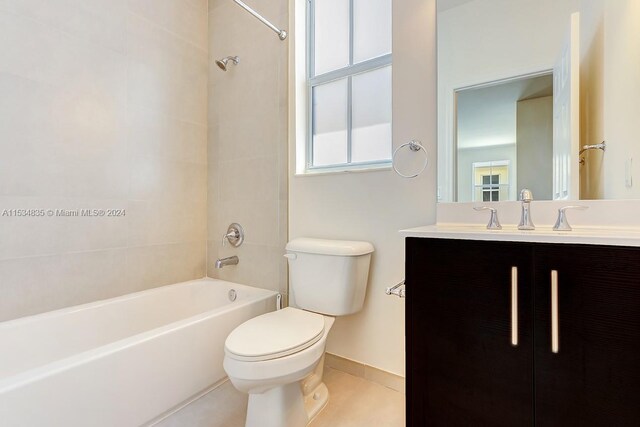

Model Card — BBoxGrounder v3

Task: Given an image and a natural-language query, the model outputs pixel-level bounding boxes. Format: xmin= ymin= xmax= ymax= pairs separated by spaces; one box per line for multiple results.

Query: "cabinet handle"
xmin=511 ymin=266 xmax=518 ymax=347
xmin=551 ymin=270 xmax=559 ymax=353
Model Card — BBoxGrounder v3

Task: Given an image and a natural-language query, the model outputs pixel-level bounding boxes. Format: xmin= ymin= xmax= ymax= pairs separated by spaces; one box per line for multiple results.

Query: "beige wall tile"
xmin=218 ymin=156 xmax=279 ymax=203
xmin=126 ymin=241 xmax=206 ymax=293
xmin=208 ymin=241 xmax=280 ymax=292
xmin=216 ymin=198 xmax=279 ymax=246
xmin=213 ymin=110 xmax=280 ymax=161
xmin=128 ymin=0 xmax=208 ymax=50
xmin=126 ymin=13 xmax=208 ymax=125
xmin=127 ymin=106 xmax=207 ymax=165
xmin=0 ymin=197 xmax=129 ymax=261
xmin=0 ymin=12 xmax=129 ymax=88
xmin=207 ymin=0 xmax=288 ymax=296
xmin=0 ymin=2 xmax=208 ymax=322
xmin=0 ymin=249 xmax=129 ymax=322
xmin=127 ymin=198 xmax=206 ymax=247
xmin=130 ymin=159 xmax=207 ymax=202
xmin=0 ymin=0 xmax=128 ymax=52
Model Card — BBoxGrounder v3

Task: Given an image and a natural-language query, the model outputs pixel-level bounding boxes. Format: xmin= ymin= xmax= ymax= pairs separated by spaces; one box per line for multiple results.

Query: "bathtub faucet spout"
xmin=215 ymin=256 xmax=239 ymax=269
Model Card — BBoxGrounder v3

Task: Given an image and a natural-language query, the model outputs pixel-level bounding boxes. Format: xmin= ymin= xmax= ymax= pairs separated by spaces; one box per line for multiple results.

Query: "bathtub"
xmin=0 ymin=278 xmax=277 ymax=427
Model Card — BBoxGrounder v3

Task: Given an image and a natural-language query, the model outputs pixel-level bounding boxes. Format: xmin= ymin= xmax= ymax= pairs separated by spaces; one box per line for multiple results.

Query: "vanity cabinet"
xmin=406 ymin=238 xmax=640 ymax=427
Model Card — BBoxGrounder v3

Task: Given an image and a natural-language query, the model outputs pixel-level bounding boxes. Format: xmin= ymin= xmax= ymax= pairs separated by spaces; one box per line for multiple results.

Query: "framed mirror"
xmin=436 ymin=0 xmax=640 ymax=202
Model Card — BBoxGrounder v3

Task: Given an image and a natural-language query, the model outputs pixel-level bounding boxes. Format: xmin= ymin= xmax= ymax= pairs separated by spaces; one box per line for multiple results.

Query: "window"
xmin=481 ymin=175 xmax=500 ymax=202
xmin=472 ymin=161 xmax=511 ymax=202
xmin=307 ymin=0 xmax=392 ymax=170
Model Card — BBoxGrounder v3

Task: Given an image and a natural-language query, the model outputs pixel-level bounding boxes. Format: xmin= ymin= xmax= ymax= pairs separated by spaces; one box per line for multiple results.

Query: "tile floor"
xmin=155 ymin=367 xmax=405 ymax=427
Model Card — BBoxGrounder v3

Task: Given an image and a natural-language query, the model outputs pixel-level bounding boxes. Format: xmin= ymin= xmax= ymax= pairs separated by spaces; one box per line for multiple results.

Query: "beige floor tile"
xmin=156 ymin=368 xmax=405 ymax=427
xmin=310 ymin=368 xmax=405 ymax=427
xmin=154 ymin=381 xmax=247 ymax=427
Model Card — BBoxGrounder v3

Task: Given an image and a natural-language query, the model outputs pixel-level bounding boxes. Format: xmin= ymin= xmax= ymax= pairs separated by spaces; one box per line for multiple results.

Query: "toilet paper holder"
xmin=386 ymin=280 xmax=406 ymax=298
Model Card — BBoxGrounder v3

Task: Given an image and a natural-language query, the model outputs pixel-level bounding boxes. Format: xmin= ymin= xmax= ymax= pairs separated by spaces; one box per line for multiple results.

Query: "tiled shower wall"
xmin=0 ymin=0 xmax=209 ymax=321
xmin=207 ymin=0 xmax=288 ymax=296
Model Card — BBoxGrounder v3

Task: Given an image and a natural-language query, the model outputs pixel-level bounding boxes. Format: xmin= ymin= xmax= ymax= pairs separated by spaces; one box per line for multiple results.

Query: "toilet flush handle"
xmin=283 ymin=253 xmax=297 ymax=260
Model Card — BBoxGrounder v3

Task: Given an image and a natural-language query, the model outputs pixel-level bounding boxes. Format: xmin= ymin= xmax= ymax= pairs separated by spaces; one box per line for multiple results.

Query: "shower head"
xmin=216 ymin=56 xmax=240 ymax=71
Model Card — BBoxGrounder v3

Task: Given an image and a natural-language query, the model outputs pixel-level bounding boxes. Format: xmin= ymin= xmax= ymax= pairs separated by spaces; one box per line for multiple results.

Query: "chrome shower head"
xmin=216 ymin=56 xmax=239 ymax=71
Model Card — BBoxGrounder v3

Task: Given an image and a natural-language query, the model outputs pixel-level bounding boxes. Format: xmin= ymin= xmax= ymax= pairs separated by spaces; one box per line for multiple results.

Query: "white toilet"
xmin=223 ymin=238 xmax=374 ymax=427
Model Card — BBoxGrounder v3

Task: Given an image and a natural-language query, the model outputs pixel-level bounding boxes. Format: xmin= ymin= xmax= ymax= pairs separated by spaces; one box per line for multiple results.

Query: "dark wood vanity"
xmin=406 ymin=237 xmax=640 ymax=426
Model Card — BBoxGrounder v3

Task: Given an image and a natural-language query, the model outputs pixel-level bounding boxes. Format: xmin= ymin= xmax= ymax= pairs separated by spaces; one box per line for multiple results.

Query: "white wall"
xmin=602 ymin=0 xmax=640 ymax=199
xmin=289 ymin=0 xmax=437 ymax=376
xmin=437 ymin=0 xmax=580 ymax=201
xmin=0 ymin=0 xmax=208 ymax=322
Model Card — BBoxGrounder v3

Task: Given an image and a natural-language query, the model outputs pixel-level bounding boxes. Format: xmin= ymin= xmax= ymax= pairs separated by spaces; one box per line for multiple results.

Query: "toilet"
xmin=223 ymin=238 xmax=374 ymax=427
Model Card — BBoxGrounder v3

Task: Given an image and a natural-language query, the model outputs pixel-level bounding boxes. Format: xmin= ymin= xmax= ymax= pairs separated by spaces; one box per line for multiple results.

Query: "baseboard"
xmin=324 ymin=353 xmax=405 ymax=394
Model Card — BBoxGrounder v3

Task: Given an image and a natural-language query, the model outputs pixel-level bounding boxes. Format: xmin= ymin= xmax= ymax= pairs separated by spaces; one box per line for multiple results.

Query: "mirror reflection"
xmin=456 ymin=74 xmax=553 ymax=202
xmin=437 ymin=0 xmax=640 ymax=202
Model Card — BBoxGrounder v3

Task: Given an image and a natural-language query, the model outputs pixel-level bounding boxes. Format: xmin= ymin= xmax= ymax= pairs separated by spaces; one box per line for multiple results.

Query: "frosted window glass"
xmin=353 ymin=0 xmax=392 ymax=63
xmin=313 ymin=79 xmax=348 ymax=166
xmin=352 ymin=66 xmax=392 ymax=163
xmin=314 ymin=0 xmax=350 ymax=75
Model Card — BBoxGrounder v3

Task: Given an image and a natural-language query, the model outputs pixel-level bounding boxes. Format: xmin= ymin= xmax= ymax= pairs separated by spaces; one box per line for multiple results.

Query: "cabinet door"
xmin=534 ymin=244 xmax=640 ymax=426
xmin=406 ymin=238 xmax=534 ymax=426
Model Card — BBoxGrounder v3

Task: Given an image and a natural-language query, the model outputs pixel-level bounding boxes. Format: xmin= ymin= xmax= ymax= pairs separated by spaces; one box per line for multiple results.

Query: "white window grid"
xmin=306 ymin=0 xmax=392 ymax=171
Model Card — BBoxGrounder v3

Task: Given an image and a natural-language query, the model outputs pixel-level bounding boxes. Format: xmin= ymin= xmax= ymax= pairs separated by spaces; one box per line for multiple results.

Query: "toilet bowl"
xmin=223 ymin=238 xmax=374 ymax=427
xmin=224 ymin=308 xmax=335 ymax=427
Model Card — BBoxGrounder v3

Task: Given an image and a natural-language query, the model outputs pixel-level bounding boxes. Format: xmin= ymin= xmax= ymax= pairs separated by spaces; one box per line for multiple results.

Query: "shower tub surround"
xmin=0 ymin=278 xmax=277 ymax=426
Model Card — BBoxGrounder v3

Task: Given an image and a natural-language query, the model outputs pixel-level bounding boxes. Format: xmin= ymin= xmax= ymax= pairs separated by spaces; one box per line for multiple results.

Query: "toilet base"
xmin=245 ymin=382 xmax=308 ymax=427
xmin=301 ymin=353 xmax=329 ymax=422
xmin=244 ymin=380 xmax=330 ymax=427
xmin=304 ymin=382 xmax=329 ymax=422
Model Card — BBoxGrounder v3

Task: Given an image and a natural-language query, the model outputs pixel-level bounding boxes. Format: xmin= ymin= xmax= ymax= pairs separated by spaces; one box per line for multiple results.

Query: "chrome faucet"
xmin=518 ymin=189 xmax=535 ymax=230
xmin=553 ymin=206 xmax=589 ymax=231
xmin=215 ymin=255 xmax=239 ymax=269
xmin=473 ymin=206 xmax=502 ymax=230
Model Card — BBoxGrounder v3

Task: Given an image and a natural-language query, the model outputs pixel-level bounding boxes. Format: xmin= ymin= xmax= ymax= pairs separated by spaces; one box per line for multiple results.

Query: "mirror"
xmin=436 ymin=0 xmax=640 ymax=202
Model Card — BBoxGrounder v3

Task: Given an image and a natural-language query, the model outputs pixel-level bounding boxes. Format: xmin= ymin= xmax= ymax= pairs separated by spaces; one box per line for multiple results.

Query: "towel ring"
xmin=392 ymin=140 xmax=428 ymax=178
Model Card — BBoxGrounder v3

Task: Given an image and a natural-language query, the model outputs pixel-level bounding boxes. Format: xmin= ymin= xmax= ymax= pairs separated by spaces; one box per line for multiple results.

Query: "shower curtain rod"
xmin=232 ymin=0 xmax=288 ymax=40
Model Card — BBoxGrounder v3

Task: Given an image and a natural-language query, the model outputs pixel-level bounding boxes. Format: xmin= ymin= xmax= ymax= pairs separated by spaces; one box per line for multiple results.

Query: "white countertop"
xmin=400 ymin=224 xmax=640 ymax=247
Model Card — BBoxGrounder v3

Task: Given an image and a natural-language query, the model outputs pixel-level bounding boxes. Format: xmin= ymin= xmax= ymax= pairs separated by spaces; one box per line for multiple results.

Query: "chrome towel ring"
xmin=392 ymin=140 xmax=428 ymax=178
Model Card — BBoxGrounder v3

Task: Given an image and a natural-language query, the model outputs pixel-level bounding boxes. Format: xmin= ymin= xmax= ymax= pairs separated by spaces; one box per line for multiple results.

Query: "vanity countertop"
xmin=400 ymin=224 xmax=640 ymax=247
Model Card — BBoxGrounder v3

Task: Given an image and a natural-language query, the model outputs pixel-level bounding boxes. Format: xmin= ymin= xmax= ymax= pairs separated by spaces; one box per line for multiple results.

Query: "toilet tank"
xmin=285 ymin=238 xmax=374 ymax=316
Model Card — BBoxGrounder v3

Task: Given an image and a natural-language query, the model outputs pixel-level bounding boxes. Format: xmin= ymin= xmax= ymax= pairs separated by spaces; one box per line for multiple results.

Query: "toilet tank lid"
xmin=286 ymin=238 xmax=374 ymax=256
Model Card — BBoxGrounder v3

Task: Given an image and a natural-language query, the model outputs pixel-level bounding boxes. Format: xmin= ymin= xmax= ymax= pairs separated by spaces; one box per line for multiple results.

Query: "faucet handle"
xmin=222 ymin=223 xmax=244 ymax=247
xmin=553 ymin=206 xmax=589 ymax=231
xmin=221 ymin=230 xmax=237 ymax=246
xmin=474 ymin=206 xmax=502 ymax=230
xmin=520 ymin=189 xmax=533 ymax=202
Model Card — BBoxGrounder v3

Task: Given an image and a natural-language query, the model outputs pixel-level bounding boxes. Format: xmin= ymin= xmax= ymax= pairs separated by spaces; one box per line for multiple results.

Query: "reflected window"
xmin=472 ymin=161 xmax=510 ymax=202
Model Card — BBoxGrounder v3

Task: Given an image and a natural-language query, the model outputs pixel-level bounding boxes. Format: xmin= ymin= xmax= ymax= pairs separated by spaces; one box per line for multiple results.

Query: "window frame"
xmin=306 ymin=0 xmax=393 ymax=172
xmin=481 ymin=174 xmax=501 ymax=202
xmin=471 ymin=160 xmax=511 ymax=202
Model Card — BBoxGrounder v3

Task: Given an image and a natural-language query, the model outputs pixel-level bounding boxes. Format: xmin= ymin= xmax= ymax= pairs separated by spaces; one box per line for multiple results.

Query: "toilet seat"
xmin=225 ymin=307 xmax=325 ymax=362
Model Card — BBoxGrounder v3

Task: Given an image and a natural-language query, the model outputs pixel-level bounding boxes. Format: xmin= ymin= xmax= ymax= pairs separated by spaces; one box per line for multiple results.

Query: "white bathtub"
xmin=0 ymin=278 xmax=277 ymax=427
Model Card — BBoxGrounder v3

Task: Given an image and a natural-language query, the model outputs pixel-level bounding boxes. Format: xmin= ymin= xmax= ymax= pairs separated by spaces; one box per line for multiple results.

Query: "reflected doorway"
xmin=455 ymin=73 xmax=554 ymax=202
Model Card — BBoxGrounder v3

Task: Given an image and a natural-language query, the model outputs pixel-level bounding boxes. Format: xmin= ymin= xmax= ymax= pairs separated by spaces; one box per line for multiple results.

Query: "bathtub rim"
xmin=0 ymin=278 xmax=278 ymax=393
xmin=0 ymin=277 xmax=274 ymax=330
